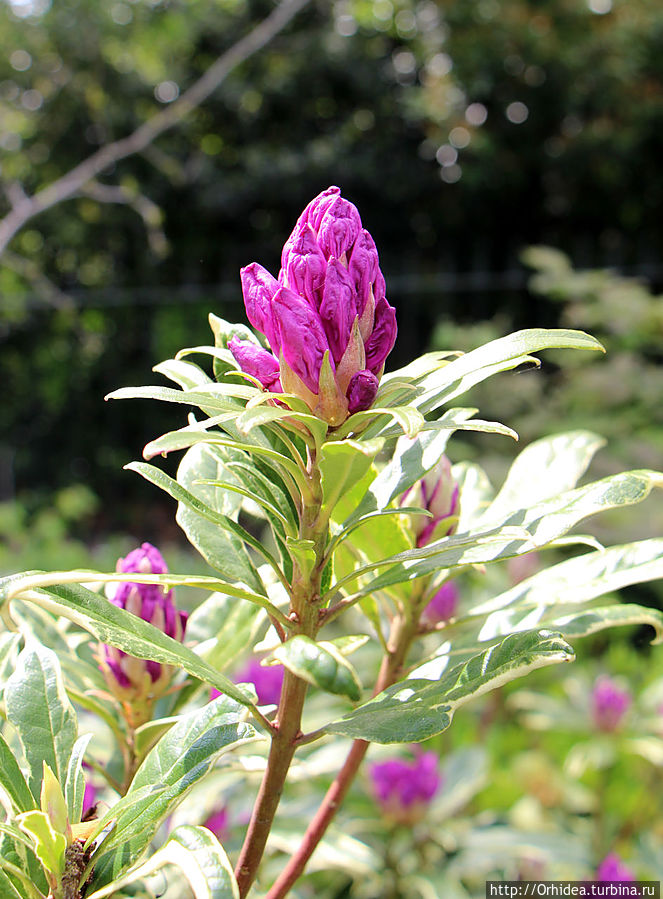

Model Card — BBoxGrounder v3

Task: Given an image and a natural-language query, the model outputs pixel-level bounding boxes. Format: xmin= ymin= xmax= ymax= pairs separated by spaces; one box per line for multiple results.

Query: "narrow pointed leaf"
xmin=64 ymin=734 xmax=93 ymax=825
xmin=319 ymin=438 xmax=384 ymax=518
xmin=0 ymin=734 xmax=36 ymax=814
xmin=153 ymin=359 xmax=212 ymax=389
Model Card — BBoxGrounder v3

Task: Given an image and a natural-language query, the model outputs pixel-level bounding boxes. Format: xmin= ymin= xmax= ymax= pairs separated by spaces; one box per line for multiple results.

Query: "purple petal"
xmin=281 ymin=224 xmax=327 ymax=309
xmin=146 ymin=659 xmax=162 ymax=682
xmin=300 ymin=185 xmax=341 ymax=232
xmin=364 ymin=296 xmax=397 ymax=374
xmin=316 ymin=197 xmax=362 ymax=260
xmin=596 ymin=854 xmax=635 ymax=881
xmin=319 ymin=259 xmax=356 ymax=364
xmin=346 ymin=369 xmax=379 ymax=414
xmin=240 ymin=263 xmax=280 ymax=350
xmin=271 ymin=286 xmax=330 ymax=393
xmin=118 ymin=543 xmax=168 ymax=575
xmin=348 ymin=229 xmax=380 ymax=317
xmin=228 ymin=338 xmax=282 ymax=391
xmin=422 ymin=582 xmax=459 ymax=624
xmin=235 ymin=658 xmax=284 ymax=707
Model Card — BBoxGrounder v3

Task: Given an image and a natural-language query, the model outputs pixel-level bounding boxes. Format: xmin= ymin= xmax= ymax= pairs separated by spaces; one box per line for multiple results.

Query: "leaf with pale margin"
xmin=452 ymin=461 xmax=495 ymax=530
xmin=87 ymin=824 xmax=238 ymax=899
xmin=153 ymin=358 xmax=212 ymax=390
xmin=272 ymin=636 xmax=362 ymax=701
xmin=413 ymin=328 xmax=604 ymax=415
xmin=5 ymin=643 xmax=77 ymax=797
xmin=0 ymin=576 xmax=258 ymax=711
xmin=64 ymin=734 xmax=92 ymax=825
xmin=185 ymin=591 xmax=266 ymax=678
xmin=325 ymin=630 xmax=574 ymax=742
xmin=90 ymin=696 xmax=256 ymax=888
xmin=471 ymin=538 xmax=663 ymax=643
xmin=478 ymin=431 xmax=606 ymax=527
xmin=0 ymin=733 xmax=36 ymax=814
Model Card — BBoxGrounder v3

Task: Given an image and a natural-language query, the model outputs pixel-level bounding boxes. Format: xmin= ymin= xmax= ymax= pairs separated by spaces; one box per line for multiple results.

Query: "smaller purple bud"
xmin=370 ymin=749 xmax=442 ymax=824
xmin=101 ymin=543 xmax=187 ymax=721
xmin=204 ymin=807 xmax=230 ymax=843
xmin=596 ymin=853 xmax=635 ymax=881
xmin=346 ymin=369 xmax=379 ymax=414
xmin=422 ymin=581 xmax=459 ymax=625
xmin=228 ymin=338 xmax=282 ymax=392
xmin=591 ymin=676 xmax=631 ymax=732
xmin=234 ymin=658 xmax=284 ymax=707
xmin=403 ymin=456 xmax=460 ymax=548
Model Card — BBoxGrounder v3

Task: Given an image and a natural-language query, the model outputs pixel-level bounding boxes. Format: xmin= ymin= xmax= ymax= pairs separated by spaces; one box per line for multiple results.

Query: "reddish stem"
xmin=265 ymin=612 xmax=419 ymax=899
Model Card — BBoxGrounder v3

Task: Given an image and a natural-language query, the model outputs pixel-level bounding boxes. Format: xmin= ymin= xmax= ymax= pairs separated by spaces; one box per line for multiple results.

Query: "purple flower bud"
xmin=228 ymin=338 xmax=282 ymax=392
xmin=346 ymin=370 xmax=379 ymax=414
xmin=101 ymin=543 xmax=187 ymax=712
xmin=402 ymin=455 xmax=460 ymax=547
xmin=422 ymin=581 xmax=459 ymax=625
xmin=591 ymin=676 xmax=631 ymax=732
xmin=204 ymin=807 xmax=230 ymax=843
xmin=370 ymin=749 xmax=442 ymax=823
xmin=596 ymin=853 xmax=635 ymax=881
xmin=233 ymin=187 xmax=397 ymax=425
xmin=235 ymin=658 xmax=284 ymax=707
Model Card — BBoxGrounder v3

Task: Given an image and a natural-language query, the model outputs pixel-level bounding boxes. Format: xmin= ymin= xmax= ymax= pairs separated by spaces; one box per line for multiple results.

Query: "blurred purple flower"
xmin=229 ymin=186 xmax=397 ymax=426
xmin=591 ymin=676 xmax=631 ymax=732
xmin=81 ymin=764 xmax=97 ymax=817
xmin=402 ymin=455 xmax=460 ymax=547
xmin=211 ymin=658 xmax=285 ymax=707
xmin=596 ymin=853 xmax=635 ymax=881
xmin=422 ymin=581 xmax=459 ymax=625
xmin=204 ymin=807 xmax=230 ymax=843
xmin=101 ymin=543 xmax=187 ymax=705
xmin=370 ymin=749 xmax=442 ymax=823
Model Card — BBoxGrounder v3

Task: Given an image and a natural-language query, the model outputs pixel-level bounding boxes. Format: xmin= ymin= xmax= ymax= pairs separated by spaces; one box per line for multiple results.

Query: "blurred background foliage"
xmin=0 ymin=0 xmax=662 ymax=547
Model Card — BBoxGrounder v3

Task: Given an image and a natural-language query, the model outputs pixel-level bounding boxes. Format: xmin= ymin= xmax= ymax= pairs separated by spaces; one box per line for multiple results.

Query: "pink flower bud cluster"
xmin=229 ymin=186 xmax=397 ymax=426
xmin=591 ymin=676 xmax=631 ymax=733
xmin=369 ymin=749 xmax=442 ymax=823
xmin=101 ymin=543 xmax=187 ymax=704
xmin=402 ymin=455 xmax=460 ymax=547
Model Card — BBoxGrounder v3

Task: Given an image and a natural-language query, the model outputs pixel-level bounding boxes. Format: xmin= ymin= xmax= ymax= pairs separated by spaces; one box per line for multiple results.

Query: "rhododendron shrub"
xmin=1 ymin=187 xmax=663 ymax=898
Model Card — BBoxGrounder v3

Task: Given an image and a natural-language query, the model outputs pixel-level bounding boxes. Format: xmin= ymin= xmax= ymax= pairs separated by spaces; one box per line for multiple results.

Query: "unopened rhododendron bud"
xmin=229 ymin=186 xmax=397 ymax=426
xmin=100 ymin=543 xmax=187 ymax=722
xmin=591 ymin=676 xmax=631 ymax=732
xmin=422 ymin=581 xmax=459 ymax=625
xmin=370 ymin=749 xmax=442 ymax=824
xmin=211 ymin=658 xmax=285 ymax=707
xmin=402 ymin=455 xmax=460 ymax=547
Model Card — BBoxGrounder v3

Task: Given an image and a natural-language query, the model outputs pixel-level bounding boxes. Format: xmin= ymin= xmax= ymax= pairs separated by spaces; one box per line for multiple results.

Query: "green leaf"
xmin=285 ymin=537 xmax=317 ymax=581
xmin=87 ymin=824 xmax=239 ymax=899
xmin=452 ymin=461 xmax=495 ymax=530
xmin=325 ymin=630 xmax=574 ymax=742
xmin=90 ymin=695 xmax=256 ymax=887
xmin=16 ymin=810 xmax=66 ymax=878
xmin=0 ymin=868 xmax=25 ymax=899
xmin=1 ymin=576 xmax=259 ymax=712
xmin=5 ymin=643 xmax=77 ymax=797
xmin=413 ymin=328 xmax=604 ymax=414
xmin=175 ymin=444 xmax=267 ymax=593
xmin=471 ymin=538 xmax=663 ymax=642
xmin=478 ymin=431 xmax=606 ymax=526
xmin=105 ymin=384 xmax=251 ymax=416
xmin=272 ymin=636 xmax=362 ymax=701
xmin=133 ymin=718 xmax=179 ymax=761
xmin=0 ymin=733 xmax=36 ymax=814
xmin=40 ymin=764 xmax=68 ymax=836
xmin=64 ymin=734 xmax=92 ymax=825
xmin=127 ymin=459 xmax=286 ymax=592
xmin=319 ymin=437 xmax=384 ymax=518
xmin=153 ymin=358 xmax=213 ymax=389
xmin=553 ymin=603 xmax=663 ymax=641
